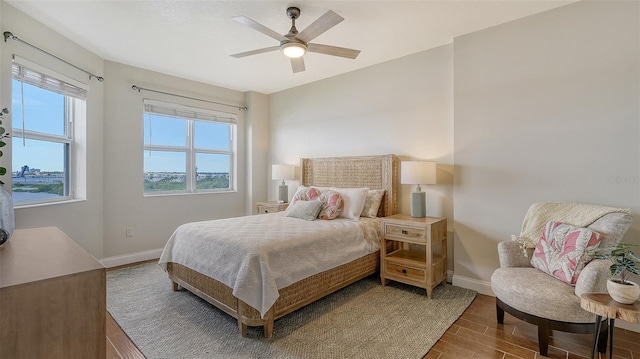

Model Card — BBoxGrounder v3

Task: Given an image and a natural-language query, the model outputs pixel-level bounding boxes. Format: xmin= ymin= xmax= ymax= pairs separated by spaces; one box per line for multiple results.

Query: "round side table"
xmin=580 ymin=293 xmax=640 ymax=359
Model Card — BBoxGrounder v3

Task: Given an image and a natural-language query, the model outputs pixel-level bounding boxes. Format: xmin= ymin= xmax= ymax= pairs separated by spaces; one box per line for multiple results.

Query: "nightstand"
xmin=380 ymin=214 xmax=447 ymax=298
xmin=256 ymin=201 xmax=289 ymax=214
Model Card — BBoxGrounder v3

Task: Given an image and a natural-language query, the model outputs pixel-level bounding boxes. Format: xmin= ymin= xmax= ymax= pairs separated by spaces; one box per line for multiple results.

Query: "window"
xmin=11 ymin=57 xmax=87 ymax=205
xmin=143 ymin=100 xmax=236 ymax=195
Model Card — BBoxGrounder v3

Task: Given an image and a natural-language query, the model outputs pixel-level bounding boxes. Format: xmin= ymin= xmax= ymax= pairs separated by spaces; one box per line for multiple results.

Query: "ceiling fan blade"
xmin=233 ymin=16 xmax=285 ymax=42
xmin=296 ymin=10 xmax=343 ymax=43
xmin=291 ymin=57 xmax=305 ymax=73
xmin=307 ymin=43 xmax=360 ymax=59
xmin=231 ymin=46 xmax=280 ymax=58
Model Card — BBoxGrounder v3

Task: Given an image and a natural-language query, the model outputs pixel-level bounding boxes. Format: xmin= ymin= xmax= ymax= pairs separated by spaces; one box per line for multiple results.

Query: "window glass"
xmin=12 ymin=79 xmax=66 ymax=136
xmin=143 ymin=100 xmax=236 ymax=195
xmin=143 ymin=151 xmax=187 ymax=192
xmin=144 ymin=114 xmax=186 ymax=147
xmin=11 ymin=139 xmax=67 ymax=202
xmin=194 ymin=121 xmax=230 ymax=150
xmin=11 ymin=61 xmax=84 ymax=206
xmin=196 ymin=153 xmax=230 ymax=190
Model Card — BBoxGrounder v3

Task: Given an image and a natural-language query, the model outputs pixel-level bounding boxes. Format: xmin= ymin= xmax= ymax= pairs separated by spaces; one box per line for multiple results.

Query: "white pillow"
xmin=329 ymin=187 xmax=369 ymax=220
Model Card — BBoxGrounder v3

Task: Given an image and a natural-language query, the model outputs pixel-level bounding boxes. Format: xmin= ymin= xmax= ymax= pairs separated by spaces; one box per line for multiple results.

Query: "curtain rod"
xmin=131 ymin=85 xmax=248 ymax=111
xmin=4 ymin=31 xmax=104 ymax=82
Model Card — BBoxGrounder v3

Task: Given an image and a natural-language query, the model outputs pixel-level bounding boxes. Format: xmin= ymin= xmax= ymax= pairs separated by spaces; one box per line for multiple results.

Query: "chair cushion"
xmin=491 ymin=267 xmax=596 ymax=323
xmin=530 ymin=221 xmax=601 ymax=285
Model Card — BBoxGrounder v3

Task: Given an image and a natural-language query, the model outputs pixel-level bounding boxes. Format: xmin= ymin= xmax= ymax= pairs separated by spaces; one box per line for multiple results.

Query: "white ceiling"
xmin=6 ymin=0 xmax=574 ymax=94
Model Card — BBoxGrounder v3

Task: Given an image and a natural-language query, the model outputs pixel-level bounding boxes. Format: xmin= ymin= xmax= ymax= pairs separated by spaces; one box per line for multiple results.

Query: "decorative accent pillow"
xmin=318 ymin=190 xmax=344 ymax=220
xmin=289 ymin=187 xmax=321 ymax=208
xmin=530 ymin=221 xmax=602 ymax=285
xmin=285 ymin=200 xmax=324 ymax=221
xmin=360 ymin=189 xmax=385 ymax=218
xmin=330 ymin=187 xmax=369 ymax=220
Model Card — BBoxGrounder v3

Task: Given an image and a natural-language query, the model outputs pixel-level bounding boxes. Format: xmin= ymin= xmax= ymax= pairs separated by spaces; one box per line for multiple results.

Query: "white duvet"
xmin=158 ymin=212 xmax=381 ymax=317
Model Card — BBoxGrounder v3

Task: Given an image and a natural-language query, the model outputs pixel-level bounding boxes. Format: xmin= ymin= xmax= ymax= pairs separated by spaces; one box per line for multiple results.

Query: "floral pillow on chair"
xmin=530 ymin=221 xmax=602 ymax=285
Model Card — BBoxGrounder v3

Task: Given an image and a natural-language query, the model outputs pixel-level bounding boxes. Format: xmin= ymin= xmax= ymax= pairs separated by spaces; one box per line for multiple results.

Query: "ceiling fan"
xmin=231 ymin=7 xmax=361 ymax=73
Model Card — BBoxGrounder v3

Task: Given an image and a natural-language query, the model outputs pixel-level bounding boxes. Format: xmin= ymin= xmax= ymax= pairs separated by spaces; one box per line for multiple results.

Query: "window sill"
xmin=143 ymin=189 xmax=237 ymax=198
xmin=14 ymin=198 xmax=86 ymax=210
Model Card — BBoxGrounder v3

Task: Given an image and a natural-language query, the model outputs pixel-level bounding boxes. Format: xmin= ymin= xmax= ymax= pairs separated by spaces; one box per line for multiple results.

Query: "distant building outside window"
xmin=11 ymin=58 xmax=87 ymax=205
xmin=143 ymin=99 xmax=237 ymax=195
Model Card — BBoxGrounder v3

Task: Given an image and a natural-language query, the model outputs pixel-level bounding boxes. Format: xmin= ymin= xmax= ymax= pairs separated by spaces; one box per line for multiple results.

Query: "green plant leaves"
xmin=591 ymin=243 xmax=640 ymax=284
xmin=611 ymin=263 xmax=626 ymax=277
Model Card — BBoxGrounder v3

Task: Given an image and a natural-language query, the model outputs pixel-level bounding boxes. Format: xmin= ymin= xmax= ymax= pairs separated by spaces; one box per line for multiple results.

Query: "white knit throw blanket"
xmin=517 ymin=202 xmax=631 ymax=248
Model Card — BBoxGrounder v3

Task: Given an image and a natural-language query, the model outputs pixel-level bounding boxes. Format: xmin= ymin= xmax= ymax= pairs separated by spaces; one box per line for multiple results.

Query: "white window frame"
xmin=143 ymin=99 xmax=237 ymax=196
xmin=10 ymin=56 xmax=87 ymax=207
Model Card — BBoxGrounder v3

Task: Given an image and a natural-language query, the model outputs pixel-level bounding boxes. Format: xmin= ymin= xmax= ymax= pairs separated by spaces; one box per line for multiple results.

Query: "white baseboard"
xmin=101 ymin=248 xmax=163 ymax=268
xmin=452 ymin=274 xmax=494 ymax=296
xmin=451 ymin=274 xmax=639 ymax=333
xmin=616 ymin=321 xmax=640 ymax=332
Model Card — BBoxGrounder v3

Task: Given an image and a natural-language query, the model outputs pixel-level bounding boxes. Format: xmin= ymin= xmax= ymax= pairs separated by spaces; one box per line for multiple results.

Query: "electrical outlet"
xmin=125 ymin=226 xmax=133 ymax=237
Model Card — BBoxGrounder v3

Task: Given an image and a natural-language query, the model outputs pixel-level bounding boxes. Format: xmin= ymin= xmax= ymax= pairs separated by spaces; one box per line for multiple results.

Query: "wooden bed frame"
xmin=166 ymin=154 xmax=397 ymax=337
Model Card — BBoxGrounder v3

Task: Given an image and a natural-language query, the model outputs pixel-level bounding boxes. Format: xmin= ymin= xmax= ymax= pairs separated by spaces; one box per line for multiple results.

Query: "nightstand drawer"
xmin=257 ymin=205 xmax=278 ymax=214
xmin=384 ymin=224 xmax=426 ymax=243
xmin=256 ymin=202 xmax=288 ymax=214
xmin=386 ymin=263 xmax=425 ymax=282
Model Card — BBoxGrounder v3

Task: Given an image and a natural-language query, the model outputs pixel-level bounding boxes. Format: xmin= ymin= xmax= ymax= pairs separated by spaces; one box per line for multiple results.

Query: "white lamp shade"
xmin=401 ymin=161 xmax=436 ymax=185
xmin=272 ymin=164 xmax=295 ymax=181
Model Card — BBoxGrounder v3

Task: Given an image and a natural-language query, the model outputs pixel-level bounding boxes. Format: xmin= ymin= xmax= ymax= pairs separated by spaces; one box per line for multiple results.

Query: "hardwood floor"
xmin=426 ymin=293 xmax=640 ymax=359
xmin=106 ymin=282 xmax=640 ymax=359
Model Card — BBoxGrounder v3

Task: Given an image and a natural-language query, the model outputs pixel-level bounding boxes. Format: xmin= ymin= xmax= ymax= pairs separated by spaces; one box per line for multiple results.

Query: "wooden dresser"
xmin=0 ymin=227 xmax=106 ymax=358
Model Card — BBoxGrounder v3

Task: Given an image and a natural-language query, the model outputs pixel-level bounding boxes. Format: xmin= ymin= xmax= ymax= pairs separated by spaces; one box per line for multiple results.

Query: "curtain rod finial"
xmin=4 ymin=32 xmax=14 ymax=42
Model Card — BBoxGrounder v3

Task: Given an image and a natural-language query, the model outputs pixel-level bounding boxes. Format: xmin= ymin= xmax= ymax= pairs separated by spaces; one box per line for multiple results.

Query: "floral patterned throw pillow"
xmin=318 ymin=190 xmax=344 ymax=220
xmin=289 ymin=187 xmax=321 ymax=208
xmin=530 ymin=221 xmax=602 ymax=285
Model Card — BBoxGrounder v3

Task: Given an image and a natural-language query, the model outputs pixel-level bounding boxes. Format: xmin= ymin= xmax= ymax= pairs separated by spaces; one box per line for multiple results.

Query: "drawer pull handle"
xmin=402 ymin=269 xmax=407 ymax=274
xmin=401 ymin=230 xmax=408 ymax=235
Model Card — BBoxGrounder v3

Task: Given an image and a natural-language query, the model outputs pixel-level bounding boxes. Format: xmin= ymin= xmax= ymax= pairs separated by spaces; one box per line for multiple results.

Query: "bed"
xmin=158 ymin=154 xmax=397 ymax=337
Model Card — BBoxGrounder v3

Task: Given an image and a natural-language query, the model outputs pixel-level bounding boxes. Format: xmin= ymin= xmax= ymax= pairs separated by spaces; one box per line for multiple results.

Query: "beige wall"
xmin=269 ymin=45 xmax=455 ymax=270
xmin=102 ymin=61 xmax=257 ymax=258
xmin=244 ymin=91 xmax=270 ymax=215
xmin=0 ymin=2 xmax=271 ymax=260
xmin=2 ymin=0 xmax=638 ymax=283
xmin=453 ymin=0 xmax=640 ymax=287
xmin=0 ymin=2 xmax=105 ymax=258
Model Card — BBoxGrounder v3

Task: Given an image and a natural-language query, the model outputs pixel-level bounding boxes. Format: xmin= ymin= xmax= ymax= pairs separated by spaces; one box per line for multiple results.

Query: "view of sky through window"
xmin=11 ymin=79 xmax=66 ymax=172
xmin=143 ymin=114 xmax=230 ymax=173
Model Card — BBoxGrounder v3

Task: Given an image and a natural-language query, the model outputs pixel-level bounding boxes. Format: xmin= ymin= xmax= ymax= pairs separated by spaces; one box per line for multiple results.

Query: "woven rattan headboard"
xmin=300 ymin=154 xmax=397 ymax=217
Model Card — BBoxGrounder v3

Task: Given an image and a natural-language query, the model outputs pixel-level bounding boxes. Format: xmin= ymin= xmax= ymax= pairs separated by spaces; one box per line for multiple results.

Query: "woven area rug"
xmin=107 ymin=263 xmax=476 ymax=359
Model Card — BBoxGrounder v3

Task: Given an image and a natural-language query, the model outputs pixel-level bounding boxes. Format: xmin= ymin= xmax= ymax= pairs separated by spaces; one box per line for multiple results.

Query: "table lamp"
xmin=272 ymin=164 xmax=295 ymax=203
xmin=401 ymin=161 xmax=436 ymax=218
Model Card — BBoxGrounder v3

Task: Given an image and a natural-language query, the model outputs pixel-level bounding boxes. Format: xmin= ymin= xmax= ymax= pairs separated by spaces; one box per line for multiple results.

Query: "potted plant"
xmin=590 ymin=243 xmax=640 ymax=304
xmin=0 ymin=107 xmax=13 ymax=246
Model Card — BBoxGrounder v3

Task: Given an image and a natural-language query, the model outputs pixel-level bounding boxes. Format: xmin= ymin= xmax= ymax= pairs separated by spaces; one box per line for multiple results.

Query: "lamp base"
xmin=410 ymin=191 xmax=426 ymax=218
xmin=278 ymin=185 xmax=289 ymax=203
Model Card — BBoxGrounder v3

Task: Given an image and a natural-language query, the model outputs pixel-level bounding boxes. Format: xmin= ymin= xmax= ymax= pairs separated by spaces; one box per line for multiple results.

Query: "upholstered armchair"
xmin=490 ymin=203 xmax=633 ymax=356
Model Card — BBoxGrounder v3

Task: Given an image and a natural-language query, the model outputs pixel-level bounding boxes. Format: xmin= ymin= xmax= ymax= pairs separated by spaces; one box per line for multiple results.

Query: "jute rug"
xmin=107 ymin=263 xmax=476 ymax=359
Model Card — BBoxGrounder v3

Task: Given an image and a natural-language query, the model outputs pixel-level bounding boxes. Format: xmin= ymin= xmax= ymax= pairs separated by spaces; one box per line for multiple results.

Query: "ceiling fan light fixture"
xmin=281 ymin=42 xmax=307 ymax=58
